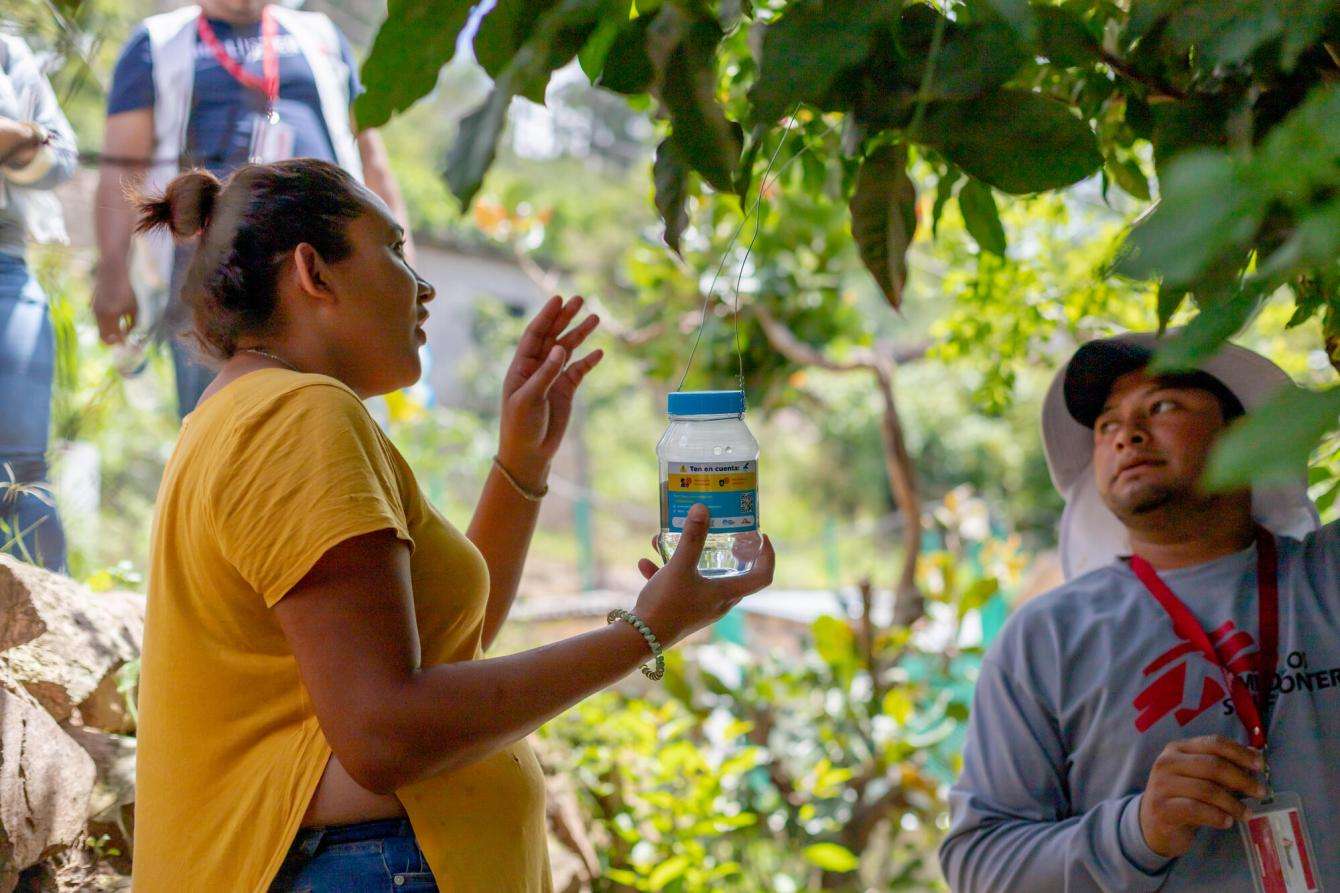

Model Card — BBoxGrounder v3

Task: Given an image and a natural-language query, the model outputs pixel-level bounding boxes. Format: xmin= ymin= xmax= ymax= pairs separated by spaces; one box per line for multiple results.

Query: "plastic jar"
xmin=657 ymin=390 xmax=762 ymax=578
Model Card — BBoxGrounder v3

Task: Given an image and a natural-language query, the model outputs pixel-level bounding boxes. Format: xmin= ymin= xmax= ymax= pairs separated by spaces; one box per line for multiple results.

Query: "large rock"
xmin=0 ymin=557 xmax=144 ymax=726
xmin=0 ymin=561 xmax=46 ymax=654
xmin=0 ymin=679 xmax=97 ymax=893
xmin=61 ymin=726 xmax=134 ymax=826
xmin=73 ymin=671 xmax=135 ymax=737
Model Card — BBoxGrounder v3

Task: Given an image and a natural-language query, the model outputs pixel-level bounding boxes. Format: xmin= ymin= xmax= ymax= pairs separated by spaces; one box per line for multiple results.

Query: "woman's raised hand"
xmin=497 ymin=295 xmax=603 ymax=488
xmin=632 ymin=505 xmax=776 ymax=648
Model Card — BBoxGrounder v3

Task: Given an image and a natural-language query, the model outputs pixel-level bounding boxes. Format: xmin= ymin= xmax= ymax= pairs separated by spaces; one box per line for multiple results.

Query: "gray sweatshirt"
xmin=940 ymin=521 xmax=1340 ymax=892
xmin=0 ymin=33 xmax=77 ymax=256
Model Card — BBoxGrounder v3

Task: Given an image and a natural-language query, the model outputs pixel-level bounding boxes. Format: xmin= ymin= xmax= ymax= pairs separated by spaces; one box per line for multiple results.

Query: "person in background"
xmin=0 ymin=30 xmax=78 ymax=572
xmin=939 ymin=333 xmax=1338 ymax=891
xmin=94 ymin=0 xmax=412 ymax=418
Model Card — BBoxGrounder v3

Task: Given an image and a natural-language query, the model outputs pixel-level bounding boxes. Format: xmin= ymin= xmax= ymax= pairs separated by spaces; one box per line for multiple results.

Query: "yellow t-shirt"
xmin=133 ymin=370 xmax=552 ymax=892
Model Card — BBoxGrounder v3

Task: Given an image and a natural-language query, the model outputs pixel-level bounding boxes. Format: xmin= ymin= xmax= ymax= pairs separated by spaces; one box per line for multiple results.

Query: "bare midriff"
xmin=301 ymin=753 xmax=407 ymax=827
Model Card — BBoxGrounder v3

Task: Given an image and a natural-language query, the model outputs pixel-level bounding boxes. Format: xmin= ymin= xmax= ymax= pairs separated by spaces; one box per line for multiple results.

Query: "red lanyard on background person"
xmin=1129 ymin=527 xmax=1280 ymax=753
xmin=197 ymin=6 xmax=280 ymax=119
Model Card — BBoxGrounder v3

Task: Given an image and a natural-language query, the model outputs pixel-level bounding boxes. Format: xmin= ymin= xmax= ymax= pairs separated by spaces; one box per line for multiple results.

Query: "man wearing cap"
xmin=939 ymin=333 xmax=1339 ymax=892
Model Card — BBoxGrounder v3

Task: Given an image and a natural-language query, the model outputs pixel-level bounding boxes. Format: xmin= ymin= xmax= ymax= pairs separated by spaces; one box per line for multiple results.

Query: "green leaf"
xmin=653 ymin=138 xmax=691 ymax=255
xmin=1316 ymin=480 xmax=1340 ymax=516
xmin=1205 ymin=385 xmax=1340 ymax=491
xmin=578 ymin=0 xmax=634 ymax=81
xmin=1287 ymin=278 xmax=1326 ymax=329
xmin=896 ymin=8 xmax=1028 ymax=102
xmin=1157 ymin=284 xmax=1187 ymax=332
xmin=849 ymin=144 xmax=918 ymax=309
xmin=474 ymin=0 xmax=560 ymax=103
xmin=1253 ymin=200 xmax=1340 ymax=288
xmin=354 ymin=0 xmax=476 ymax=129
xmin=804 ymin=842 xmax=861 ymax=873
xmin=1115 ymin=151 xmax=1262 ymax=287
xmin=977 ymin=0 xmax=1037 ymax=44
xmin=657 ymin=13 xmax=743 ymax=194
xmin=1104 ymin=154 xmax=1151 ymax=201
xmin=959 ymin=577 xmax=1000 ymax=615
xmin=1035 ymin=5 xmax=1100 ymax=68
xmin=733 ymin=123 xmax=769 ymax=200
xmin=604 ymin=867 xmax=641 ymax=885
xmin=445 ymin=0 xmax=607 ymax=208
xmin=958 ymin=179 xmax=1006 ymax=256
xmin=596 ymin=11 xmax=656 ymax=94
xmin=648 ymin=855 xmax=690 ymax=889
xmin=444 ymin=87 xmax=512 ymax=212
xmin=811 ymin=615 xmax=856 ymax=669
xmin=918 ymin=90 xmax=1102 ymax=194
xmin=748 ymin=0 xmax=899 ymax=125
xmin=882 ymin=688 xmax=914 ymax=724
xmin=1162 ymin=0 xmax=1331 ymax=71
xmin=1150 ymin=289 xmax=1262 ymax=373
xmin=931 ymin=167 xmax=962 ymax=238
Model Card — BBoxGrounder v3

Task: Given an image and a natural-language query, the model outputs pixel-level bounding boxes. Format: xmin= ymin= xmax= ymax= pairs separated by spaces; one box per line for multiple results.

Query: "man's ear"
xmin=291 ymin=243 xmax=336 ymax=304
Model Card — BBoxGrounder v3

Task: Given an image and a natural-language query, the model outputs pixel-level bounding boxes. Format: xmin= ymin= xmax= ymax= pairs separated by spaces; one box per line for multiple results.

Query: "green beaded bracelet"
xmin=607 ymin=609 xmax=666 ymax=681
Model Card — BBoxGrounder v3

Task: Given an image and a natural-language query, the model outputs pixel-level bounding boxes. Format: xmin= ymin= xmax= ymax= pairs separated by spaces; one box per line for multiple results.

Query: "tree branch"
xmin=1098 ymin=49 xmax=1189 ymax=102
xmin=752 ymin=303 xmax=925 ymax=626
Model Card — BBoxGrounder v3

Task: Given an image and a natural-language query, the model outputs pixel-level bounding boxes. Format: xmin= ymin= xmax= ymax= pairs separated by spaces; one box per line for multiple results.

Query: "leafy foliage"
xmin=355 ymin=0 xmax=1340 ymax=481
xmin=542 ymin=511 xmax=1017 ymax=890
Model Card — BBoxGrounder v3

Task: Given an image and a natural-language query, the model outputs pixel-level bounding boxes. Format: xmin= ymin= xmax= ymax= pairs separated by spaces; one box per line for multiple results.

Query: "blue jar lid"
xmin=667 ymin=390 xmax=746 ymax=416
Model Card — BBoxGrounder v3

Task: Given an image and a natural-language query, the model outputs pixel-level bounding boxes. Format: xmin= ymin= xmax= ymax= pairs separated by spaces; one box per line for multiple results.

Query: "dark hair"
xmin=135 ymin=159 xmax=367 ymax=360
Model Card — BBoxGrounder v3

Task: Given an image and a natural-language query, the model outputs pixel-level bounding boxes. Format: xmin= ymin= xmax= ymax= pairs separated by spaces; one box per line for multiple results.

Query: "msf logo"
xmin=1133 ymin=620 xmax=1258 ymax=733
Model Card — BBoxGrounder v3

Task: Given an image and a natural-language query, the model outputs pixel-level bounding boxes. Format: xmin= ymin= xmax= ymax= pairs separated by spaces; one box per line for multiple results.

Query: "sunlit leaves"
xmin=804 ymin=842 xmax=861 ymax=872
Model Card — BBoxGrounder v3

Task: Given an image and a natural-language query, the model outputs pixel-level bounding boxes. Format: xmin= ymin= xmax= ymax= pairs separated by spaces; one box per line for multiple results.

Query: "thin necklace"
xmin=239 ymin=347 xmax=301 ymax=373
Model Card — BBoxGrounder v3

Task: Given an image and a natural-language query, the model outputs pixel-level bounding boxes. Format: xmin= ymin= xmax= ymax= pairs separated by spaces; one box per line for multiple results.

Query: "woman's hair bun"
xmin=135 ymin=169 xmax=224 ymax=239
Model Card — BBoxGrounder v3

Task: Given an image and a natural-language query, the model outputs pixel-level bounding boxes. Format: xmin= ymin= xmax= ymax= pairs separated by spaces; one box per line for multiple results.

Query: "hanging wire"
xmin=674 ymin=105 xmax=834 ymax=395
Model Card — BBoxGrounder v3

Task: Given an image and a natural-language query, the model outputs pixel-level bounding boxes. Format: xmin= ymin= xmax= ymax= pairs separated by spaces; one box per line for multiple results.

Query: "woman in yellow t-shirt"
xmin=130 ymin=159 xmax=776 ymax=893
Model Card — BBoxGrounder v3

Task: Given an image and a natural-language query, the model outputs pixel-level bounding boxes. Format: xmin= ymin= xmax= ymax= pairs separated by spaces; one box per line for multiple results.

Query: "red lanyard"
xmin=197 ymin=6 xmax=280 ymax=114
xmin=1129 ymin=528 xmax=1279 ymax=750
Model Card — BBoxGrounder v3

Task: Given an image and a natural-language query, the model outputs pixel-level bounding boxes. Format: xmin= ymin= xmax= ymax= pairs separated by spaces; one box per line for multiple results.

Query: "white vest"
xmin=134 ymin=4 xmax=363 ymax=296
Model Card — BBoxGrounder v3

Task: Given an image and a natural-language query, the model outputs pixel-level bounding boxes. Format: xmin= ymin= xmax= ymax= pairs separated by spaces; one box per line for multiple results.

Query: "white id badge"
xmin=1238 ymin=792 xmax=1322 ymax=893
xmin=248 ymin=112 xmax=296 ymax=163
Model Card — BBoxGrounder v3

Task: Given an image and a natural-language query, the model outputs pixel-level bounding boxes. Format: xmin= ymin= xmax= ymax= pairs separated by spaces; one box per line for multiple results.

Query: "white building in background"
xmin=411 ymin=234 xmax=551 ymax=408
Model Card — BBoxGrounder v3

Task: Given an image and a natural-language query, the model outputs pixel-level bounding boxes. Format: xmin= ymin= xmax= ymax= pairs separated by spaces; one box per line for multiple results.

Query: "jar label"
xmin=664 ymin=461 xmax=758 ymax=534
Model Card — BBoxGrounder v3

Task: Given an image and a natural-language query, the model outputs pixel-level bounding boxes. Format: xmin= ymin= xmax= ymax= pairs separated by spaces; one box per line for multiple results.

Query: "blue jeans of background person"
xmin=268 ymin=819 xmax=438 ymax=892
xmin=0 ymin=253 xmax=66 ymax=572
xmin=167 ymin=244 xmax=215 ymax=418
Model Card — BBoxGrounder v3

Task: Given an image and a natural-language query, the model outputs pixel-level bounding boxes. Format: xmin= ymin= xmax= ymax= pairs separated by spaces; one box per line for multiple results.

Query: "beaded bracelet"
xmin=607 ymin=609 xmax=666 ymax=681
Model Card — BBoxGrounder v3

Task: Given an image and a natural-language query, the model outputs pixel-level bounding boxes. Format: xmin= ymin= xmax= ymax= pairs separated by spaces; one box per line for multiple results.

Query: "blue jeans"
xmin=269 ymin=819 xmax=438 ymax=892
xmin=0 ymin=253 xmax=66 ymax=572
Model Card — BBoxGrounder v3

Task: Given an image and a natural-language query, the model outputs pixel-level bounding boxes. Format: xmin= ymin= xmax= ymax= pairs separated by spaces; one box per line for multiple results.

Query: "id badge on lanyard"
xmin=248 ymin=110 xmax=295 ymax=163
xmin=1130 ymin=529 xmax=1320 ymax=893
xmin=1240 ymin=791 xmax=1322 ymax=893
xmin=198 ymin=8 xmax=294 ymax=163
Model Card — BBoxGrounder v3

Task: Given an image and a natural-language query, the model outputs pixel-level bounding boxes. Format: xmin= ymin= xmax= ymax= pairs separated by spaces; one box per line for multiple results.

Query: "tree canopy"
xmin=358 ymin=0 xmax=1340 ymax=486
